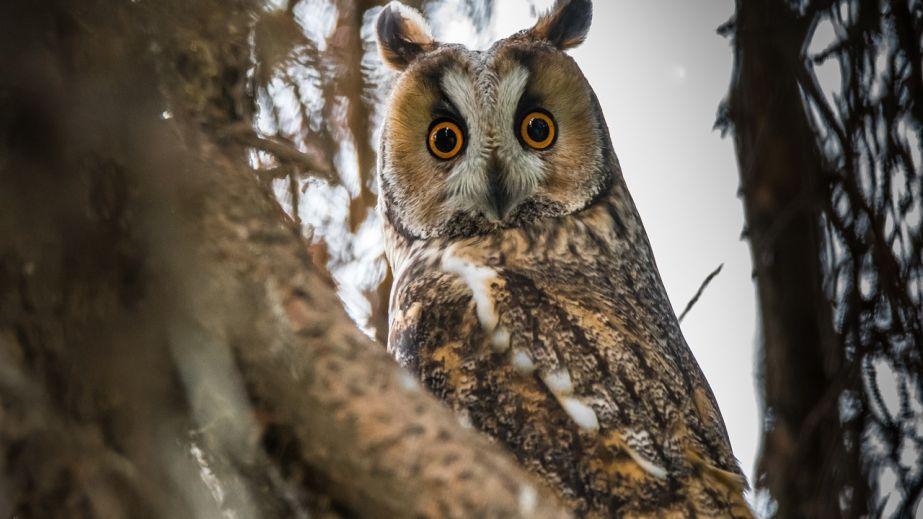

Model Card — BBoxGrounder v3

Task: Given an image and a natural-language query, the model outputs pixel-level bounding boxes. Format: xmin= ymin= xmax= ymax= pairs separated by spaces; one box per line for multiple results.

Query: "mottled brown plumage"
xmin=375 ymin=1 xmax=752 ymax=516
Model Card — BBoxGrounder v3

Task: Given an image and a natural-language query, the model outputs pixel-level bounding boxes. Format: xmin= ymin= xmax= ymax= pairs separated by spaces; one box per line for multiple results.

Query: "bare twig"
xmin=229 ymin=125 xmax=336 ymax=183
xmin=678 ymin=264 xmax=724 ymax=323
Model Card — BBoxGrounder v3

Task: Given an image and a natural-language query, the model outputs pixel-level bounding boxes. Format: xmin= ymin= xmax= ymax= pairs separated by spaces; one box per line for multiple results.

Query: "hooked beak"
xmin=485 ymin=168 xmax=511 ymax=222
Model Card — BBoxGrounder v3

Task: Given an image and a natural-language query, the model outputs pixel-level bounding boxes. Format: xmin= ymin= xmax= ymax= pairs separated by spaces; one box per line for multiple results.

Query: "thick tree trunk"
xmin=0 ymin=2 xmax=569 ymax=517
xmin=725 ymin=1 xmax=864 ymax=517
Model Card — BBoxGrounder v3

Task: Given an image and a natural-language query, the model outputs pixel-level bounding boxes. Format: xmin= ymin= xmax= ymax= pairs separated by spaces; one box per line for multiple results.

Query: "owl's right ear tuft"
xmin=376 ymin=2 xmax=435 ymax=71
xmin=529 ymin=0 xmax=593 ymax=50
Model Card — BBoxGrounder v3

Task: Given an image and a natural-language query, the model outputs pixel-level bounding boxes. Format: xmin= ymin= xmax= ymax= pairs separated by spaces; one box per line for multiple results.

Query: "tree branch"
xmin=0 ymin=2 xmax=570 ymax=517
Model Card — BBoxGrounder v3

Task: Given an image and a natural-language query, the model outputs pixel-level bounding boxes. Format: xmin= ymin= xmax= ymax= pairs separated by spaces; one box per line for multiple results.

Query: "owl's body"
xmin=376 ymin=2 xmax=751 ymax=516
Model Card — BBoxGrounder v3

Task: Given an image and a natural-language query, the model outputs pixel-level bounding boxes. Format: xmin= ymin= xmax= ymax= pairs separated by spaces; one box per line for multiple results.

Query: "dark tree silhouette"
xmin=722 ymin=0 xmax=922 ymax=516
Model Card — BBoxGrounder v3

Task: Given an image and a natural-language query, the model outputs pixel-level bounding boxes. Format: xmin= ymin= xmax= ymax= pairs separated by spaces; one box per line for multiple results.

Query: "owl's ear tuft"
xmin=376 ymin=2 xmax=435 ymax=71
xmin=529 ymin=0 xmax=592 ymax=50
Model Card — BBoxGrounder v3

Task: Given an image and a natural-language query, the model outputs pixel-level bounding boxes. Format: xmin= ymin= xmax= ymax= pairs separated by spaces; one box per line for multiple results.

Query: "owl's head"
xmin=376 ymin=0 xmax=615 ymax=240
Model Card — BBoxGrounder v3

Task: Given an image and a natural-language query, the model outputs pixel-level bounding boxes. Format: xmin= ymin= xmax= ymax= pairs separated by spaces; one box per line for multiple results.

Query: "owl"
xmin=375 ymin=1 xmax=752 ymax=516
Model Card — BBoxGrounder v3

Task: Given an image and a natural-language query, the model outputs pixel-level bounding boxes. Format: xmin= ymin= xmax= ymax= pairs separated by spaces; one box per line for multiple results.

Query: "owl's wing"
xmin=389 ymin=238 xmax=751 ymax=517
xmin=502 ymin=260 xmax=750 ymax=517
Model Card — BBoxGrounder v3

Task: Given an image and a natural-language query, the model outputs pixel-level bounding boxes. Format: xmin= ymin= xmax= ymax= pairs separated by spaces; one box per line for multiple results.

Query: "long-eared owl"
xmin=375 ymin=1 xmax=752 ymax=516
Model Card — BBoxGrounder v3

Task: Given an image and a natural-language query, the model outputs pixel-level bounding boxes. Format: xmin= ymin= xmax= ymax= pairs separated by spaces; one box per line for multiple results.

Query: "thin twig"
xmin=678 ymin=264 xmax=724 ymax=323
xmin=228 ymin=125 xmax=336 ymax=183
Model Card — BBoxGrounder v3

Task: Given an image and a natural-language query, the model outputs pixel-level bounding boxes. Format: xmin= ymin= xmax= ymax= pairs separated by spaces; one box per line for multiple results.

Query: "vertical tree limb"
xmin=723 ymin=2 xmax=865 ymax=516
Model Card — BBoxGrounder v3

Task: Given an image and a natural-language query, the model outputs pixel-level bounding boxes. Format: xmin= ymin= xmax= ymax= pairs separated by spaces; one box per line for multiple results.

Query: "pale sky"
xmin=487 ymin=0 xmax=761 ymax=486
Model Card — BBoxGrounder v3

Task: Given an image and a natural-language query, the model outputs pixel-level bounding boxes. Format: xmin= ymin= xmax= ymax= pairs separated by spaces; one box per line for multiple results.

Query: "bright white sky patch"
xmin=667 ymin=64 xmax=687 ymax=82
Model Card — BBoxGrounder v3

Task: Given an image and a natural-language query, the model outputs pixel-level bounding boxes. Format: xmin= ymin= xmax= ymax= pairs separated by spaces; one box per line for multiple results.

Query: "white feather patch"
xmin=541 ymin=369 xmax=575 ymax=395
xmin=518 ymin=484 xmax=538 ymax=515
xmin=560 ymin=397 xmax=600 ymax=432
xmin=624 ymin=446 xmax=669 ymax=480
xmin=491 ymin=326 xmax=511 ymax=352
xmin=398 ymin=370 xmax=420 ymax=392
xmin=541 ymin=368 xmax=601 ymax=432
xmin=511 ymin=349 xmax=536 ymax=374
xmin=441 ymin=247 xmax=499 ymax=332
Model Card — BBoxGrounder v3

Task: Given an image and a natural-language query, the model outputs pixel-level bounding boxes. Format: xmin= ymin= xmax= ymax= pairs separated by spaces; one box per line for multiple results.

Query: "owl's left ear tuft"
xmin=376 ymin=2 xmax=436 ymax=71
xmin=529 ymin=0 xmax=593 ymax=50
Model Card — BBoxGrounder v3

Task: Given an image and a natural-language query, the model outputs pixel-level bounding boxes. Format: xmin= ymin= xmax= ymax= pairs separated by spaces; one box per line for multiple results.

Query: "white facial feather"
xmin=441 ymin=67 xmax=489 ymax=213
xmin=441 ymin=62 xmax=546 ymax=218
xmin=494 ymin=64 xmax=547 ymax=207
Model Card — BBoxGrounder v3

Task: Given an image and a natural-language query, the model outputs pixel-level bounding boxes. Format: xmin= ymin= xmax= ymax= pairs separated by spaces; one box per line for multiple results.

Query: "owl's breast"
xmin=385 ymin=199 xmax=750 ymax=517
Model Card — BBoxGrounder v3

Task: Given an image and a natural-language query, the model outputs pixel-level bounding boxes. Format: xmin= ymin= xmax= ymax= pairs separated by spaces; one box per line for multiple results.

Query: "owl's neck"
xmin=382 ymin=179 xmax=647 ymax=291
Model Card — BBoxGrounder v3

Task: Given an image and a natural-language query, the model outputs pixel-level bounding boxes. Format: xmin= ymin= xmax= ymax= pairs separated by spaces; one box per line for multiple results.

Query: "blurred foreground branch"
xmin=0 ymin=1 xmax=568 ymax=517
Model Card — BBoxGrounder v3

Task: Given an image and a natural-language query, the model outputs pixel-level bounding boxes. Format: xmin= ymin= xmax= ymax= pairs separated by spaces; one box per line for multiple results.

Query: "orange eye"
xmin=427 ymin=119 xmax=465 ymax=160
xmin=519 ymin=110 xmax=556 ymax=150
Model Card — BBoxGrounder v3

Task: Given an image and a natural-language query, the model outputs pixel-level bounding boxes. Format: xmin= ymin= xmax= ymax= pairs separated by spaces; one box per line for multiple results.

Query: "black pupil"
xmin=434 ymin=127 xmax=458 ymax=154
xmin=527 ymin=116 xmax=550 ymax=143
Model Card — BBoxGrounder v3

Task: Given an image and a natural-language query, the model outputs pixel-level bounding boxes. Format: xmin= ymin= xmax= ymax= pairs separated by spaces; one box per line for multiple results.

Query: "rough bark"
xmin=0 ymin=1 xmax=570 ymax=517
